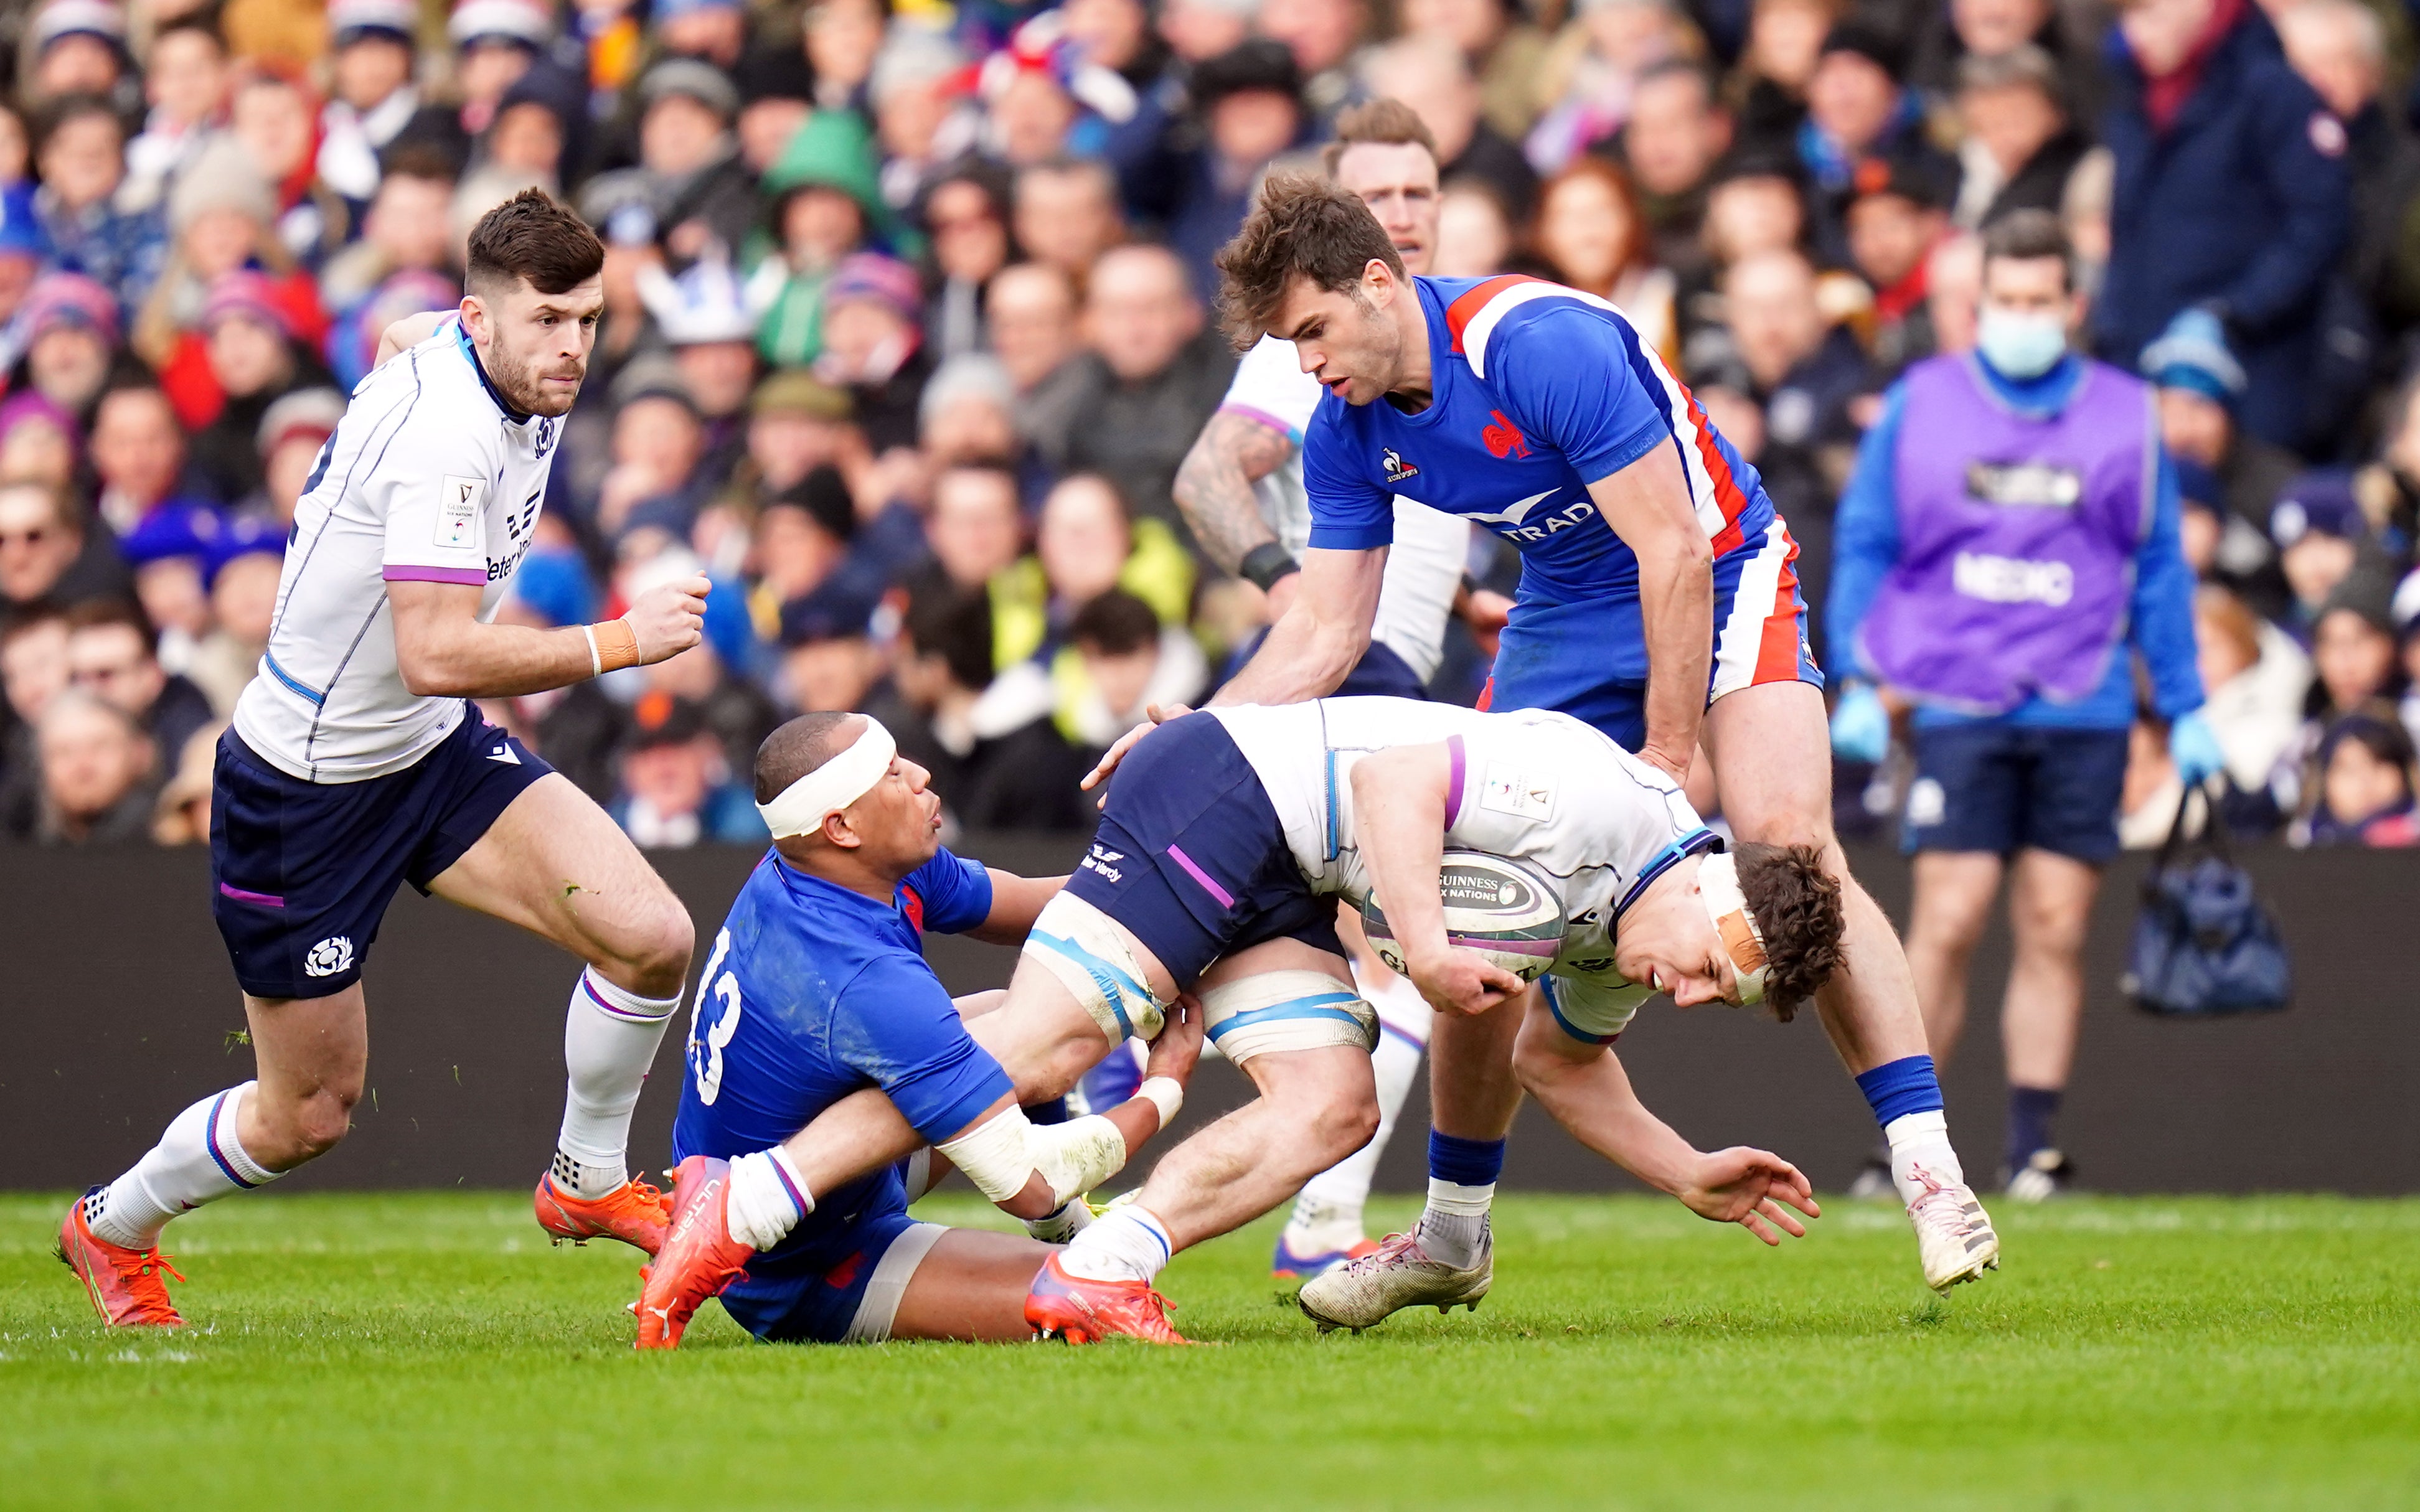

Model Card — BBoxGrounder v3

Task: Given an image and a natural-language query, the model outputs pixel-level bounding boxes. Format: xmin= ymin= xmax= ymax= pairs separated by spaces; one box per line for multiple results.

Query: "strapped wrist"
xmin=1137 ymin=1076 xmax=1183 ymax=1132
xmin=588 ymin=616 xmax=639 ymax=675
xmin=1240 ymin=542 xmax=1300 ymax=592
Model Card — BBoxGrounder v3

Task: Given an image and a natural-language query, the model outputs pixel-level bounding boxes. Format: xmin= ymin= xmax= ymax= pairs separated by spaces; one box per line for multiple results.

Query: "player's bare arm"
xmin=1349 ymin=741 xmax=1527 ymax=1016
xmin=1587 ymin=443 xmax=1715 ymax=784
xmin=1211 ymin=544 xmax=1388 ymax=707
xmin=1510 ymin=1000 xmax=1817 ymax=1244
xmin=389 ymin=574 xmax=707 ymax=698
xmin=374 ymin=310 xmax=451 ymax=367
xmin=1172 ymin=410 xmax=1294 ymax=577
xmin=964 ymin=871 xmax=1070 ymax=946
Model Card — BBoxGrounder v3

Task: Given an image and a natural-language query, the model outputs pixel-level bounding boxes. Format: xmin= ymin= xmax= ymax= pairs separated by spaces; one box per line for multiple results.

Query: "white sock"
xmin=1025 ymin=1199 xmax=1094 ymax=1244
xmin=1416 ymin=1178 xmax=1494 ymax=1269
xmin=725 ymin=1148 xmax=812 ymax=1251
xmin=1287 ymin=964 xmax=1431 ymax=1249
xmin=555 ymin=967 xmax=679 ymax=1198
xmin=1057 ymin=1203 xmax=1172 ymax=1283
xmin=87 ymin=1083 xmax=280 ymax=1249
xmin=1885 ymin=1111 xmax=1967 ymax=1208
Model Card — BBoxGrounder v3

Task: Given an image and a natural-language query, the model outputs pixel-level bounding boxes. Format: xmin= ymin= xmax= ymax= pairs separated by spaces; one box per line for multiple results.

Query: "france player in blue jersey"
xmin=1084 ymin=175 xmax=1999 ymax=1308
xmin=634 ymin=712 xmax=1202 ymax=1348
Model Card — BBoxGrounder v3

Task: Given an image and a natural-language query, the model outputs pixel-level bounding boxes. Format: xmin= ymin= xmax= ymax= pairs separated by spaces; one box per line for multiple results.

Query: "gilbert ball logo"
xmin=304 ymin=936 xmax=355 ymax=978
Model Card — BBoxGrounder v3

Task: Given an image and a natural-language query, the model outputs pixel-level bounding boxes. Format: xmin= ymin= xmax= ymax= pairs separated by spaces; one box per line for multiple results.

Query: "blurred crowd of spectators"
xmin=3 ymin=0 xmax=2420 ymax=850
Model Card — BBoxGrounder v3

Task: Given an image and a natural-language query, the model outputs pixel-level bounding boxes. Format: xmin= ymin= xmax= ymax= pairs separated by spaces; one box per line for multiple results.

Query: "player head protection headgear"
xmin=1696 ymin=851 xmax=1771 ymax=1007
xmin=757 ymin=716 xmax=896 ymax=839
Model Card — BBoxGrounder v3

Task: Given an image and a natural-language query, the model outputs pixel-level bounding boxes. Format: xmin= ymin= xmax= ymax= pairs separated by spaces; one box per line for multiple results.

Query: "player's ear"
xmin=820 ymin=809 xmax=864 ymax=850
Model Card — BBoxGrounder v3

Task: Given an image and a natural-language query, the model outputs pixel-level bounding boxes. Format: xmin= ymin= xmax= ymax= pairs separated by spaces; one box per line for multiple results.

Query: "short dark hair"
xmin=753 ymin=710 xmax=863 ymax=804
xmin=1320 ymin=98 xmax=1439 ymax=177
xmin=0 ymin=602 xmax=66 ymax=655
xmin=1215 ymin=172 xmax=1405 ymax=352
xmin=1733 ymin=842 xmax=1846 ymax=1022
xmin=903 ymin=584 xmax=993 ymax=692
xmin=380 ymin=143 xmax=460 ymax=189
xmin=466 ymin=187 xmax=606 ymax=298
xmin=1068 ymin=589 xmax=1159 ymax=657
xmin=65 ymin=598 xmax=158 ymax=659
xmin=1980 ymin=207 xmax=2074 ymax=292
xmin=36 ymin=93 xmax=121 ymax=153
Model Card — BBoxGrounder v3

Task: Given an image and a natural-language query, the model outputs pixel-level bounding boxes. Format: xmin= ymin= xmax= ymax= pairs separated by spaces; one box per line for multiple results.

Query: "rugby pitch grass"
xmin=4 ymin=1191 xmax=2416 ymax=1510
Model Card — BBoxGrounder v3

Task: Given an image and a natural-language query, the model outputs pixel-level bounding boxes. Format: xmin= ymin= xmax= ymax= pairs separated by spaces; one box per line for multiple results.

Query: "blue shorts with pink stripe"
xmin=1063 ymin=713 xmax=1340 ymax=986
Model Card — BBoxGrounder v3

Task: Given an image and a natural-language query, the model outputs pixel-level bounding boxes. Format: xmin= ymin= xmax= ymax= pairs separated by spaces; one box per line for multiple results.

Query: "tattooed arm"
xmin=1172 ymin=409 xmax=1296 ymax=573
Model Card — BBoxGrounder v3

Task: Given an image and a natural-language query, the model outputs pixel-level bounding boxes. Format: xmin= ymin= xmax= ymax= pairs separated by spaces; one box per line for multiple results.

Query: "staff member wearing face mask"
xmin=1822 ymin=210 xmax=2213 ymax=1203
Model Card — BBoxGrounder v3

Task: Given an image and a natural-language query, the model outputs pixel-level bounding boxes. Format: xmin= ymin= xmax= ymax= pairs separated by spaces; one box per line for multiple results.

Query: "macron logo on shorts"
xmin=488 ymin=744 xmax=520 ymax=765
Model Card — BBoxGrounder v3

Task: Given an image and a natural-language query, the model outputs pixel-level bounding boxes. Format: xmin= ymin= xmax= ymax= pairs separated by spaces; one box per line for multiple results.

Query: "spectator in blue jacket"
xmin=1827 ymin=211 xmax=2213 ymax=1202
xmin=2093 ymin=0 xmax=2351 ymax=454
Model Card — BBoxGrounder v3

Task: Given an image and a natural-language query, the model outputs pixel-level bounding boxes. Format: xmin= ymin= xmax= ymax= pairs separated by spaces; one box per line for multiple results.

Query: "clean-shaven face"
xmin=839 ymin=746 xmax=945 ymax=873
xmin=1332 ymin=141 xmax=1443 ymax=276
xmin=1271 ymin=266 xmax=1409 ymax=406
xmin=466 ymin=276 xmax=607 ymax=418
xmin=1612 ymin=858 xmax=1746 ymax=1008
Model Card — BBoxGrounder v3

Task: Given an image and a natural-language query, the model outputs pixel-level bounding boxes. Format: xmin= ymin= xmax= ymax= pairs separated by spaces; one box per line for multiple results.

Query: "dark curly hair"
xmin=1732 ymin=842 xmax=1846 ymax=1022
xmin=1214 ymin=172 xmax=1404 ymax=352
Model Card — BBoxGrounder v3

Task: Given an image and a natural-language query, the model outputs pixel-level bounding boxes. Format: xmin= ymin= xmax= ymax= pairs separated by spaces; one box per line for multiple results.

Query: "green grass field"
xmin=4 ymin=1191 xmax=2416 ymax=1511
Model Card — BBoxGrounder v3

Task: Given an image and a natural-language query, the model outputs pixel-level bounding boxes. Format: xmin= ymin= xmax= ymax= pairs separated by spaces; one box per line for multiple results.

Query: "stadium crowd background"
xmin=0 ymin=0 xmax=2416 ymax=852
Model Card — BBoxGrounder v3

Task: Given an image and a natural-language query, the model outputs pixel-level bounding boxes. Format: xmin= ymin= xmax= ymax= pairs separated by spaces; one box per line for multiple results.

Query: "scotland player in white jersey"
xmin=1169 ymin=99 xmax=1489 ymax=1279
xmin=62 ymin=191 xmax=709 ymax=1327
xmin=640 ymin=697 xmax=1837 ymax=1345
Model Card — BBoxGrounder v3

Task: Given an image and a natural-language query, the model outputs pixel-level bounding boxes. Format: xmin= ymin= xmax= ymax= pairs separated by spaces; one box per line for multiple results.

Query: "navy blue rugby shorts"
xmin=209 ymin=707 xmax=553 ymax=999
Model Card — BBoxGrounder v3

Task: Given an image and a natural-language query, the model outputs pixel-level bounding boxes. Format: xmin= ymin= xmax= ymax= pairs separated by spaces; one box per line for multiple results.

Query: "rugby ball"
xmin=1359 ymin=850 xmax=1567 ymax=983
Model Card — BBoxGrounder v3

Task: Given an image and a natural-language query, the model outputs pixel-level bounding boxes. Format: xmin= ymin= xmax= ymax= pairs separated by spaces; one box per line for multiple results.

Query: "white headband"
xmin=757 ymin=718 xmax=897 ymax=839
xmin=1697 ymin=852 xmax=1771 ymax=1007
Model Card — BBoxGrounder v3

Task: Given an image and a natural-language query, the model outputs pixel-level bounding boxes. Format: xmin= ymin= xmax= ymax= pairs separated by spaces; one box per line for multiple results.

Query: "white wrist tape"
xmin=582 ymin=623 xmax=603 ymax=679
xmin=1026 ymin=1114 xmax=1129 ymax=1205
xmin=757 ymin=718 xmax=896 ymax=838
xmin=1137 ymin=1076 xmax=1183 ymax=1132
xmin=935 ymin=1105 xmax=1034 ymax=1204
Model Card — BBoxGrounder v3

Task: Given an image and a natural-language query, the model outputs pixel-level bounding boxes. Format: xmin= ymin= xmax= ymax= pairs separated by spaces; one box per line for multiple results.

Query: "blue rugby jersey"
xmin=671 ymin=847 xmax=1009 ymax=1273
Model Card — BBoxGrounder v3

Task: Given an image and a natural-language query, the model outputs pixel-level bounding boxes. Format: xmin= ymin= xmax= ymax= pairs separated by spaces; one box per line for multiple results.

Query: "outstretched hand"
xmin=1080 ymin=703 xmax=1192 ymax=806
xmin=1678 ymin=1146 xmax=1820 ymax=1245
xmin=1144 ymin=991 xmax=1205 ymax=1086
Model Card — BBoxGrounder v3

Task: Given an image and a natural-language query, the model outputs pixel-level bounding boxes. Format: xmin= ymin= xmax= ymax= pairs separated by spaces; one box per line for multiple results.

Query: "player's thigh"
xmin=425 ymin=772 xmax=690 ymax=973
xmin=1196 ymin=935 xmax=1372 ymax=1066
xmin=887 ymin=1228 xmax=1055 ymax=1343
xmin=967 ymin=947 xmax=1150 ymax=1099
xmin=1908 ymin=852 xmax=2005 ymax=949
xmin=243 ymin=984 xmax=370 ymax=1112
xmin=1701 ymin=679 xmax=1836 ymax=850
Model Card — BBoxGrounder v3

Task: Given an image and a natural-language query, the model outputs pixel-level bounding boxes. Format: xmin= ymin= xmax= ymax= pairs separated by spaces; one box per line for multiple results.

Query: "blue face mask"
xmin=1975 ymin=307 xmax=2069 ymax=380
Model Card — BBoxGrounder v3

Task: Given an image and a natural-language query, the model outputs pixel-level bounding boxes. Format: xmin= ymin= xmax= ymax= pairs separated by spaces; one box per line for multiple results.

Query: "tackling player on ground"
xmin=1096 ymin=176 xmax=1999 ymax=1314
xmin=1169 ymin=98 xmax=1489 ymax=1280
xmin=641 ymin=697 xmax=1835 ymax=1345
xmin=62 ymin=191 xmax=709 ymax=1327
xmin=634 ymin=713 xmax=1203 ymax=1349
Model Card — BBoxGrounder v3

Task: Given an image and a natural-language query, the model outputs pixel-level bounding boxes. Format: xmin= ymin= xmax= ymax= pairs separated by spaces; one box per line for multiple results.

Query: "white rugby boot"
xmin=1908 ymin=1164 xmax=2000 ymax=1294
xmin=1296 ymin=1226 xmax=1490 ymax=1333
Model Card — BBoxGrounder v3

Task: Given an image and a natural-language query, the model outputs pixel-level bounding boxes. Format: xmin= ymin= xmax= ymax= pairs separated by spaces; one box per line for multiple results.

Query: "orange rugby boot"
xmin=534 ymin=1168 xmax=673 ymax=1255
xmin=1024 ymin=1252 xmax=1195 ymax=1345
xmin=58 ymin=1191 xmax=186 ymax=1328
xmin=633 ymin=1155 xmax=754 ymax=1350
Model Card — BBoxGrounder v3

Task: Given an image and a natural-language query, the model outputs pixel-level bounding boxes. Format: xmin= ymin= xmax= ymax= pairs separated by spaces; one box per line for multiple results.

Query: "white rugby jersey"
xmin=232 ymin=317 xmax=562 ymax=781
xmin=1220 ymin=336 xmax=1469 ymax=683
xmin=1205 ymin=697 xmax=1716 ymax=1036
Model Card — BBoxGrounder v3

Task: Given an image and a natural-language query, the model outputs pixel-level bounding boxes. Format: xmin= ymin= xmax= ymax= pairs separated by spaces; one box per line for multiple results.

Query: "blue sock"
xmin=2005 ymin=1086 xmax=2063 ymax=1172
xmin=1427 ymin=1130 xmax=1506 ymax=1188
xmin=1854 ymin=1054 xmax=1945 ymax=1130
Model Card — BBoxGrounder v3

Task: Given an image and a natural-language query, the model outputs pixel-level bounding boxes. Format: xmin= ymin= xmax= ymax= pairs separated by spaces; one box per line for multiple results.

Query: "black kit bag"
xmin=2122 ymin=784 xmax=2292 ymax=1017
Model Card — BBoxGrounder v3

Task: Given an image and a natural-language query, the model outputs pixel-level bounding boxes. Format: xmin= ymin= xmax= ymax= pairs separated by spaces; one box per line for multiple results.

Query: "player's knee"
xmin=1294 ymin=1087 xmax=1379 ymax=1167
xmin=259 ymin=1086 xmax=357 ymax=1163
xmin=621 ymin=895 xmax=694 ymax=996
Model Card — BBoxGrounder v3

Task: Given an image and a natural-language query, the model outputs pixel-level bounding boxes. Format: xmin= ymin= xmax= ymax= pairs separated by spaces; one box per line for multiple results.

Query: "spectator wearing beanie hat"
xmin=22 ymin=0 xmax=136 ymax=116
xmin=184 ymin=270 xmax=335 ymax=504
xmin=2142 ymin=308 xmax=2300 ymax=580
xmin=634 ymin=59 xmax=758 ymax=270
xmin=11 ymin=271 xmax=120 ymax=419
xmin=1797 ymin=23 xmax=1957 ymax=270
xmin=813 ymin=251 xmax=934 ymax=454
xmin=2269 ymin=468 xmax=2371 ymax=632
xmin=754 ymin=108 xmax=895 ymax=368
xmin=449 ymin=0 xmax=557 ymax=137
xmin=247 ymin=385 xmax=346 ymax=527
xmin=320 ymin=0 xmax=451 ymax=197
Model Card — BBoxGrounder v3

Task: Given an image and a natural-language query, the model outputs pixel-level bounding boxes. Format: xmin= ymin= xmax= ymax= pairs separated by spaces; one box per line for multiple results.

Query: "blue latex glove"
xmin=1829 ymin=683 xmax=1890 ymax=764
xmin=2170 ymin=710 xmax=2226 ymax=787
